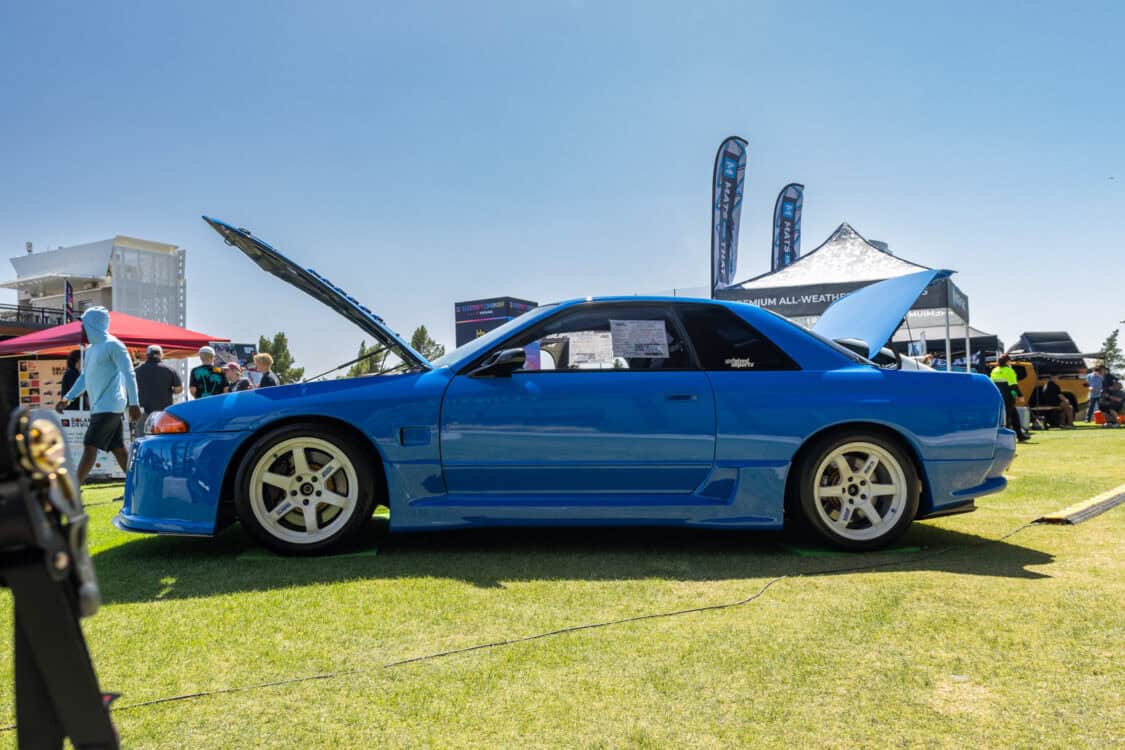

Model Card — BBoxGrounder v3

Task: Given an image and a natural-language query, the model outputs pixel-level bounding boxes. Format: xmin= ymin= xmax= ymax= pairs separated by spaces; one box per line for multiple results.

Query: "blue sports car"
xmin=118 ymin=218 xmax=1015 ymax=554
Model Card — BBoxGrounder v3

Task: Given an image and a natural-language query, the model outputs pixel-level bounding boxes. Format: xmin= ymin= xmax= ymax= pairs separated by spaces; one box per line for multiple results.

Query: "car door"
xmin=439 ymin=302 xmax=716 ymax=501
xmin=675 ymin=302 xmax=805 ymax=468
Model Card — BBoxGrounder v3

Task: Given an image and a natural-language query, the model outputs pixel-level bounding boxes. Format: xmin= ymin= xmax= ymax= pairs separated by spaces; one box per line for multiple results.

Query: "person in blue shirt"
xmin=1086 ymin=365 xmax=1105 ymax=422
xmin=54 ymin=307 xmax=141 ymax=484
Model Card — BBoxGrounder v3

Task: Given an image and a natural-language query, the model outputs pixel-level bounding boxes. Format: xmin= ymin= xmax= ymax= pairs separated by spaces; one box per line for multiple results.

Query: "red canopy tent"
xmin=0 ymin=312 xmax=228 ymax=358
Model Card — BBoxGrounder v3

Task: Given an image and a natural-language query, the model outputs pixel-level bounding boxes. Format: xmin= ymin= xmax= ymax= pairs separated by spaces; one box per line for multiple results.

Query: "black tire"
xmin=234 ymin=423 xmax=378 ymax=555
xmin=793 ymin=428 xmax=920 ymax=551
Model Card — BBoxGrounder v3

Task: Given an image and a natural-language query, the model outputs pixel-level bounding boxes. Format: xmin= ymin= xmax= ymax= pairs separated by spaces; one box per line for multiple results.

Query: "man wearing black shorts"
xmin=55 ymin=307 xmax=142 ymax=484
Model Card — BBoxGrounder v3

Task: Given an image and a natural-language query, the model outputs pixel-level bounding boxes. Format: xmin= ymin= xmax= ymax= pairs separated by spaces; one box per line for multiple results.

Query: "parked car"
xmin=985 ymin=356 xmax=1089 ymax=413
xmin=118 ymin=218 xmax=1015 ymax=554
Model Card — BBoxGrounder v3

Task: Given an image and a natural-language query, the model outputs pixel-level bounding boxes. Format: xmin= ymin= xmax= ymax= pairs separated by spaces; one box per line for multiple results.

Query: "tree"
xmin=410 ymin=325 xmax=446 ymax=361
xmin=345 ymin=340 xmax=388 ymax=378
xmin=1100 ymin=328 xmax=1124 ymax=372
xmin=257 ymin=331 xmax=304 ymax=383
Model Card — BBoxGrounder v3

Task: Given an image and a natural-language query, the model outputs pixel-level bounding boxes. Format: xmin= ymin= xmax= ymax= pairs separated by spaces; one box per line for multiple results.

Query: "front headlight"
xmin=147 ymin=411 xmax=189 ymax=435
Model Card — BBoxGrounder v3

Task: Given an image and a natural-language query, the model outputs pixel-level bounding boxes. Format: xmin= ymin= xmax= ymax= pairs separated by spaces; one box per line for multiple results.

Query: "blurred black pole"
xmin=0 ymin=388 xmax=118 ymax=748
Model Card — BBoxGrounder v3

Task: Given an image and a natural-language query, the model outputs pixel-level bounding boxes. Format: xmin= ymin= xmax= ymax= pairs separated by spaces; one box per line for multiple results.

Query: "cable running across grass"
xmin=0 ymin=522 xmax=1037 ymax=731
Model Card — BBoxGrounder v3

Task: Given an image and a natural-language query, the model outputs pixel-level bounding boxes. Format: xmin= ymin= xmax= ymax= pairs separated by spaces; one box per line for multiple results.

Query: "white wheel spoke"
xmin=817 ymin=484 xmax=844 ymax=498
xmin=262 ymin=472 xmax=291 ymax=490
xmin=270 ymin=500 xmax=296 ymax=520
xmin=317 ymin=461 xmax=341 ymax=481
xmin=832 ymin=456 xmax=852 ymax=480
xmin=291 ymin=447 xmax=311 ymax=477
xmin=319 ymin=490 xmax=349 ymax=508
xmin=859 ymin=501 xmax=883 ymax=526
xmin=836 ymin=505 xmax=853 ymax=526
xmin=860 ymin=455 xmax=880 ymax=478
xmin=867 ymin=484 xmax=897 ymax=496
xmin=302 ymin=504 xmax=319 ymax=532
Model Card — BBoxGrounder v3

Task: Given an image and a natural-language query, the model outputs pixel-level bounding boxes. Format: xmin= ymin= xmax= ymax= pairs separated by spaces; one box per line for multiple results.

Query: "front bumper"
xmin=117 ymin=431 xmax=249 ymax=536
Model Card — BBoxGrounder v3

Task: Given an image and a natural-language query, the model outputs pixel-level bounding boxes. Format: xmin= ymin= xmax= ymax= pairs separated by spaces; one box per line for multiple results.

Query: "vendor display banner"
xmin=211 ymin=342 xmax=261 ymax=385
xmin=59 ymin=411 xmax=131 ymax=479
xmin=771 ymin=183 xmax=804 ymax=271
xmin=18 ymin=359 xmax=65 ymax=407
xmin=65 ymin=280 xmax=75 ymax=322
xmin=711 ymin=136 xmax=748 ymax=293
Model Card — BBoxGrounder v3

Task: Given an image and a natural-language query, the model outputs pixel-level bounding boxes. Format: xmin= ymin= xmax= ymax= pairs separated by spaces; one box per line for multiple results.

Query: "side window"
xmin=503 ymin=304 xmax=695 ymax=371
xmin=677 ymin=304 xmax=799 ymax=371
xmin=1013 ymin=365 xmax=1029 ymax=381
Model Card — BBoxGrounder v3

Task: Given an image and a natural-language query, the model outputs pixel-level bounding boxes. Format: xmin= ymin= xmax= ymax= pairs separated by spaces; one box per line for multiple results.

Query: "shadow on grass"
xmin=92 ymin=518 xmax=1054 ymax=605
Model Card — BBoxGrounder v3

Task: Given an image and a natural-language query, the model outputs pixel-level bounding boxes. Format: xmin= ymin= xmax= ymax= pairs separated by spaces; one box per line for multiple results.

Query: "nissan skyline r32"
xmin=117 ymin=218 xmax=1016 ymax=555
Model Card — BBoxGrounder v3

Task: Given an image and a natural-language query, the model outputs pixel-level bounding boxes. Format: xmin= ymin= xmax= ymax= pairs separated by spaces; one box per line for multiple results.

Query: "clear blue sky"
xmin=2 ymin=1 xmax=1122 ymax=374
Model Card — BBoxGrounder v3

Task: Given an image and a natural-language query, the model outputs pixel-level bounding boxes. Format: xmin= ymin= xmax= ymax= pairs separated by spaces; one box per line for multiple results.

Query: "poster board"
xmin=211 ymin=342 xmax=261 ymax=385
xmin=18 ymin=359 xmax=65 ymax=408
xmin=59 ymin=411 xmax=132 ymax=479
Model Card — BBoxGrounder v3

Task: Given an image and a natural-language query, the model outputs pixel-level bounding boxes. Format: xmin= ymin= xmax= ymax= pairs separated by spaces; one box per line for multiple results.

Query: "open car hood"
xmin=203 ymin=217 xmax=430 ymax=372
xmin=813 ymin=269 xmax=952 ymax=360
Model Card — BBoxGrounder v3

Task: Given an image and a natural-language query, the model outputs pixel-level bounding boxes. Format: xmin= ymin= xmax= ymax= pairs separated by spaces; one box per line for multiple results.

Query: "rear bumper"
xmin=921 ymin=428 xmax=1015 ymax=515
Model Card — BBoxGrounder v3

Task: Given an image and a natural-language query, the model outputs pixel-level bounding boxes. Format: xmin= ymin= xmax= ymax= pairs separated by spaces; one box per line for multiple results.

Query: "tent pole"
xmin=944 ymin=302 xmax=952 ymax=372
xmin=965 ymin=313 xmax=971 ymax=373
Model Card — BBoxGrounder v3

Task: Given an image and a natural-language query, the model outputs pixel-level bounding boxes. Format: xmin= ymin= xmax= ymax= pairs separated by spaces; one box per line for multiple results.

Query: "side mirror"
xmin=469 ymin=348 xmax=526 ymax=378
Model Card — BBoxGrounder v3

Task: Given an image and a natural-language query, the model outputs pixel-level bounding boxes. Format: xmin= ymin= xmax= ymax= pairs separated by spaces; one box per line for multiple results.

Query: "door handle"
xmin=665 ymin=393 xmax=699 ymax=401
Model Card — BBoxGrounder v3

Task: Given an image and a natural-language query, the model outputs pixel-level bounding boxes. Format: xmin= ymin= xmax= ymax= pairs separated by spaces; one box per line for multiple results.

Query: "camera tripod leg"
xmin=7 ymin=557 xmax=118 ymax=750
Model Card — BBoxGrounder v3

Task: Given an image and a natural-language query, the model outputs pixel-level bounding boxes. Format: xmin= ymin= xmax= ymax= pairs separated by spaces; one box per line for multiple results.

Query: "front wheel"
xmin=794 ymin=430 xmax=920 ymax=550
xmin=235 ymin=424 xmax=377 ymax=555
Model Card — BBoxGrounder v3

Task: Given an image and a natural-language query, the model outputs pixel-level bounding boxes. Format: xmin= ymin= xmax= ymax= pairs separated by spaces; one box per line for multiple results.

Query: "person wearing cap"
xmin=133 ymin=344 xmax=183 ymax=435
xmin=189 ymin=345 xmax=226 ymax=398
xmin=223 ymin=361 xmax=253 ymax=393
xmin=54 ymin=306 xmax=142 ymax=483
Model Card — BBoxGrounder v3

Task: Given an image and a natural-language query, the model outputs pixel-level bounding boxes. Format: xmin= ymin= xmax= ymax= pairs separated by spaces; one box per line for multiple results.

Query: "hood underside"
xmin=202 ymin=217 xmax=430 ymax=373
xmin=813 ymin=269 xmax=952 ymax=359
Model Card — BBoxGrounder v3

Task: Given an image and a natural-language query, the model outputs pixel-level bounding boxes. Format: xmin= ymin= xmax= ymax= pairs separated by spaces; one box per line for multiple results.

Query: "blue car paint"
xmin=119 ymin=296 xmax=1013 ymax=538
xmin=813 ymin=269 xmax=951 ymax=359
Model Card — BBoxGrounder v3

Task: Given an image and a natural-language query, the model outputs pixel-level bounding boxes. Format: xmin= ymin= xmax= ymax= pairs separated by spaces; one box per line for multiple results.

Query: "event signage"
xmin=17 ymin=359 xmax=65 ymax=408
xmin=454 ymin=297 xmax=537 ymax=347
xmin=210 ymin=342 xmax=260 ymax=384
xmin=711 ymin=136 xmax=748 ymax=293
xmin=59 ymin=411 xmax=130 ymax=479
xmin=720 ymin=276 xmax=969 ymax=321
xmin=771 ymin=183 xmax=804 ymax=271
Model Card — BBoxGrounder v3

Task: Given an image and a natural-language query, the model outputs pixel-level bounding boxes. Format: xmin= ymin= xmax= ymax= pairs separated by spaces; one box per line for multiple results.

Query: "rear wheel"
xmin=795 ymin=430 xmax=919 ymax=550
xmin=235 ymin=424 xmax=377 ymax=555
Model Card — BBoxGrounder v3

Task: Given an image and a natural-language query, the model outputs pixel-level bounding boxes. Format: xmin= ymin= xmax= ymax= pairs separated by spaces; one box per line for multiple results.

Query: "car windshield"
xmin=430 ymin=303 xmax=560 ymax=369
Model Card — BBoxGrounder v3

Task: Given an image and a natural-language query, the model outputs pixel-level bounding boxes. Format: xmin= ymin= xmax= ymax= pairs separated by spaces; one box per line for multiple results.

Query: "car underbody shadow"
xmin=91 ymin=516 xmax=1055 ymax=605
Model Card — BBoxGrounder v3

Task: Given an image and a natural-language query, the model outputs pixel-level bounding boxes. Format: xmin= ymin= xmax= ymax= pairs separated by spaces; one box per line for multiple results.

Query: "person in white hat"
xmin=189 ymin=345 xmax=225 ymax=398
xmin=133 ymin=344 xmax=184 ymax=434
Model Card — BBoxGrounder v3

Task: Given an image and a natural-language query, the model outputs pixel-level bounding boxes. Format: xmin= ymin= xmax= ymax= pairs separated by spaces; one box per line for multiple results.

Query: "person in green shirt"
xmin=189 ymin=346 xmax=226 ymax=399
xmin=990 ymin=354 xmax=1030 ymax=442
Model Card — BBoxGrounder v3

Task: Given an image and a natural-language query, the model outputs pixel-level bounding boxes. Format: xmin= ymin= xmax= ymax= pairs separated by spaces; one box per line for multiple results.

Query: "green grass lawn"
xmin=2 ymin=428 xmax=1123 ymax=748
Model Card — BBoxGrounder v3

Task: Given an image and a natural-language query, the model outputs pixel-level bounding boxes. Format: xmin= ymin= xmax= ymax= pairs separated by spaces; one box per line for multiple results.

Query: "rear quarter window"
xmin=677 ymin=304 xmax=800 ymax=371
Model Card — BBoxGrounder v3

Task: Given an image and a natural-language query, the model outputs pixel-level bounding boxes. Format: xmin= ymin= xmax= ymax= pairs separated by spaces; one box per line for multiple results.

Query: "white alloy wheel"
xmin=247 ymin=436 xmax=360 ymax=545
xmin=810 ymin=441 xmax=909 ymax=543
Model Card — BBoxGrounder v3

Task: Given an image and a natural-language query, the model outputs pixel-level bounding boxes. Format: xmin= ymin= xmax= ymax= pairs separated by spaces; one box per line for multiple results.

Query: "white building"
xmin=2 ymin=235 xmax=186 ymax=327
